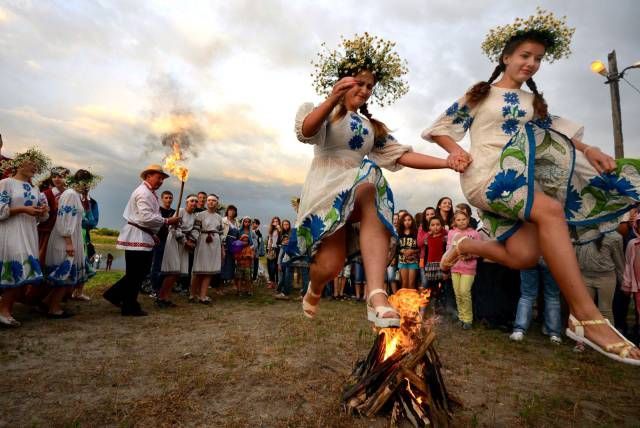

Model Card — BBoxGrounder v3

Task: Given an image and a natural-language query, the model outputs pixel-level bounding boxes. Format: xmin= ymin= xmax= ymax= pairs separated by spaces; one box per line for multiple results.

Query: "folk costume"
xmin=191 ymin=210 xmax=223 ymax=275
xmin=161 ymin=204 xmax=197 ymax=276
xmin=290 ymin=34 xmax=412 ymax=263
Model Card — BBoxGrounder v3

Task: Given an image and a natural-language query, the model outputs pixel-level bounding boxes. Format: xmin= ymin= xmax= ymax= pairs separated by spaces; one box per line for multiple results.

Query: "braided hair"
xmin=465 ymin=32 xmax=550 ymax=119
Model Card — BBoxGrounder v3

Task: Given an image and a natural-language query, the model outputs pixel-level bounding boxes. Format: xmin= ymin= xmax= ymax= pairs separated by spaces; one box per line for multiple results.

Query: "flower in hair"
xmin=311 ymin=33 xmax=409 ymax=106
xmin=1 ymin=146 xmax=51 ymax=176
xmin=481 ymin=8 xmax=575 ymax=63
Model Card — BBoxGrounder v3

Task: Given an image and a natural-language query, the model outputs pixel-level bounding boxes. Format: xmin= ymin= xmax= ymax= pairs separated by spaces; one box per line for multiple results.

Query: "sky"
xmin=1 ymin=0 xmax=639 ymax=229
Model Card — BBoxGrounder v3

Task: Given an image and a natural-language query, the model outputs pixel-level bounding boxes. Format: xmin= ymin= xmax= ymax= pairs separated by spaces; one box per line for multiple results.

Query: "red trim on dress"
xmin=116 ymin=240 xmax=154 ymax=248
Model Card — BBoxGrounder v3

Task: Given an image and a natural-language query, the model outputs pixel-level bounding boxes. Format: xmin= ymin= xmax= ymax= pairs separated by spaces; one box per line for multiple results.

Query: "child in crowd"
xmin=235 ymin=216 xmax=257 ymax=296
xmin=623 ymin=218 xmax=640 ymax=340
xmin=424 ymin=216 xmax=448 ymax=312
xmin=417 ymin=206 xmax=437 ymax=290
xmin=447 ymin=209 xmax=480 ymax=329
xmin=397 ymin=212 xmax=420 ymax=289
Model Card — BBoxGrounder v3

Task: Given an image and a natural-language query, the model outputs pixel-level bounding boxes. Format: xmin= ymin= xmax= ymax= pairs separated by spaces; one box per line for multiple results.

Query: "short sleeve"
xmin=295 ymin=102 xmax=327 ymax=145
xmin=421 ymin=97 xmax=476 ymax=143
xmin=0 ymin=179 xmax=11 ymax=221
xmin=548 ymin=115 xmax=584 ymax=141
xmin=368 ymin=134 xmax=413 ymax=172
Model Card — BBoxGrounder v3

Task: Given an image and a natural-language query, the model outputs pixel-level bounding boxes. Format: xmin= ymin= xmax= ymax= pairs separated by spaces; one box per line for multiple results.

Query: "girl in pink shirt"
xmin=623 ymin=219 xmax=640 ymax=327
xmin=447 ymin=210 xmax=480 ymax=329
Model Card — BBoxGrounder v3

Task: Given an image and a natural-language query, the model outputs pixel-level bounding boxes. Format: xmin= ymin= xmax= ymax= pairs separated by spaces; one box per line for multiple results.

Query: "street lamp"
xmin=590 ymin=51 xmax=640 ymax=159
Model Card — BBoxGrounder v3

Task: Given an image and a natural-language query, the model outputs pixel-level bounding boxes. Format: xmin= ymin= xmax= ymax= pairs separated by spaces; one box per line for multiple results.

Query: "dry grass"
xmin=1 ymin=272 xmax=639 ymax=427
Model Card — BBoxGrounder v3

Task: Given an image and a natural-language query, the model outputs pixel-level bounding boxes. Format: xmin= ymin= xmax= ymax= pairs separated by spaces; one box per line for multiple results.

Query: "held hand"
xmin=23 ymin=206 xmax=46 ymax=217
xmin=446 ymin=151 xmax=472 ymax=173
xmin=330 ymin=77 xmax=358 ymax=100
xmin=584 ymin=146 xmax=616 ymax=174
xmin=65 ymin=243 xmax=75 ymax=257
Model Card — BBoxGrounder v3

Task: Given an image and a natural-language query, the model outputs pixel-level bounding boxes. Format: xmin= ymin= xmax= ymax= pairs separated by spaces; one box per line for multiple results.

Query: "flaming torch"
xmin=163 ymin=141 xmax=189 ymax=216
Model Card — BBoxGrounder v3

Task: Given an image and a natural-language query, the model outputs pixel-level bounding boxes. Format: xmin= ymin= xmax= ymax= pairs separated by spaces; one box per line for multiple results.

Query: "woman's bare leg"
xmin=408 ymin=269 xmax=417 ymax=289
xmin=458 ymin=191 xmax=639 ymax=359
xmin=199 ymin=276 xmax=212 ymax=299
xmin=307 ymin=227 xmax=347 ymax=307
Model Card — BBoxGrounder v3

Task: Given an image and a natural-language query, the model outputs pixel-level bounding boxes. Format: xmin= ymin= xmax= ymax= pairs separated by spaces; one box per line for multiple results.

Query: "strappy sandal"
xmin=565 ymin=314 xmax=640 ymax=366
xmin=366 ymin=289 xmax=401 ymax=328
xmin=302 ymin=283 xmax=321 ymax=319
xmin=440 ymin=233 xmax=468 ymax=271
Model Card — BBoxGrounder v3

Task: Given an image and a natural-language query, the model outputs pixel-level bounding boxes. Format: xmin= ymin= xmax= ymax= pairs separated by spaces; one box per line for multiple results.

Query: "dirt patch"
xmin=1 ymin=273 xmax=639 ymax=427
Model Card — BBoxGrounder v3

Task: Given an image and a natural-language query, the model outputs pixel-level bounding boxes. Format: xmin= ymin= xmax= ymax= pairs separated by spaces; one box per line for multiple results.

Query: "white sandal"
xmin=440 ymin=233 xmax=468 ymax=271
xmin=367 ymin=289 xmax=400 ymax=328
xmin=302 ymin=284 xmax=322 ymax=319
xmin=565 ymin=314 xmax=640 ymax=366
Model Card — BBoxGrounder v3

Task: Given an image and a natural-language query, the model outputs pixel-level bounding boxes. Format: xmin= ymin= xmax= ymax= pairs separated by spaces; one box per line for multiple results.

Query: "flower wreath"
xmin=481 ymin=8 xmax=575 ymax=63
xmin=66 ymin=170 xmax=102 ymax=190
xmin=0 ymin=147 xmax=51 ymax=176
xmin=311 ymin=33 xmax=409 ymax=106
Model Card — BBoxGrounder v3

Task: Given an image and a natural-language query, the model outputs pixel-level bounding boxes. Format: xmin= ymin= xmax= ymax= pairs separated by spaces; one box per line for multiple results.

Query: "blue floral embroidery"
xmin=28 ymin=255 xmax=42 ymax=276
xmin=588 ymin=174 xmax=640 ymax=198
xmin=504 ymin=92 xmax=520 ymax=105
xmin=50 ymin=259 xmax=72 ymax=279
xmin=446 ymin=102 xmax=473 ymax=131
xmin=10 ymin=260 xmax=23 ymax=283
xmin=564 ymin=184 xmax=582 ymax=218
xmin=502 ymin=118 xmax=520 ymax=135
xmin=348 ymin=114 xmax=369 ymax=150
xmin=533 ymin=116 xmax=553 ymax=129
xmin=0 ymin=190 xmax=10 ymax=205
xmin=301 ymin=214 xmax=325 ymax=241
xmin=501 ymin=106 xmax=511 ymax=117
xmin=332 ymin=190 xmax=349 ymax=210
xmin=486 ymin=169 xmax=527 ymax=201
xmin=22 ymin=183 xmax=31 ymax=191
xmin=58 ymin=205 xmax=78 ymax=217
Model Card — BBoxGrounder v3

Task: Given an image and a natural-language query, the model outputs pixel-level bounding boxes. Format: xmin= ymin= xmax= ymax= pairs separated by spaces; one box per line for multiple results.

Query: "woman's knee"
xmin=531 ymin=193 xmax=564 ymax=222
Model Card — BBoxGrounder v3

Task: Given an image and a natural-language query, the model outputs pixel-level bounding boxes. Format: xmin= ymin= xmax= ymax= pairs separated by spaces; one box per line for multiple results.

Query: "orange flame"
xmin=163 ymin=142 xmax=189 ymax=182
xmin=379 ymin=288 xmax=430 ymax=361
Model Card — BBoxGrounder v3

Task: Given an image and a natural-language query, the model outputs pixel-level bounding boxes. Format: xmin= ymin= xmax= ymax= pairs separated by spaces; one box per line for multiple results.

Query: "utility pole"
xmin=607 ymin=50 xmax=624 ymax=159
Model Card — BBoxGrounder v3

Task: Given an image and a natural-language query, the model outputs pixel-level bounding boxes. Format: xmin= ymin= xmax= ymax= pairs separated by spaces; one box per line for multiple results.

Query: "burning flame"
xmin=379 ymin=288 xmax=430 ymax=361
xmin=163 ymin=142 xmax=189 ymax=182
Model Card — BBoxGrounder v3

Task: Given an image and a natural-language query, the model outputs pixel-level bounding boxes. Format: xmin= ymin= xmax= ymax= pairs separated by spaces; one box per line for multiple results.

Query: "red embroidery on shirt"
xmin=116 ymin=240 xmax=154 ymax=248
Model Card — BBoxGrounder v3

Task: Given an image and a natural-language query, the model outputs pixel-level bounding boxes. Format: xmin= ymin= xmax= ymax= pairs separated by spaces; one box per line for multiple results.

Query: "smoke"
xmin=146 ymin=73 xmax=207 ymax=159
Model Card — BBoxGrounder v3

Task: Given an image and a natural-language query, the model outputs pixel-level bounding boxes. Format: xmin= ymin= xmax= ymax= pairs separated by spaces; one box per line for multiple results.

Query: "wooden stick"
xmin=174 ymin=179 xmax=185 ymax=217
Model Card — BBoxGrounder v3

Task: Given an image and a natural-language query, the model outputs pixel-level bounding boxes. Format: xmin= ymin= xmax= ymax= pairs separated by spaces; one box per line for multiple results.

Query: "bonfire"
xmin=342 ymin=288 xmax=459 ymax=427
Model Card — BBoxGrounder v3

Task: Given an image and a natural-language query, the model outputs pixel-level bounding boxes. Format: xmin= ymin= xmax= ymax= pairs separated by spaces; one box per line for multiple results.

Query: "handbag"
xmin=266 ymin=248 xmax=277 ymax=260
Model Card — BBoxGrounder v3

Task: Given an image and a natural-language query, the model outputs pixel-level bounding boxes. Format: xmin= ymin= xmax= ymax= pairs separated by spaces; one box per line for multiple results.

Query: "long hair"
xmin=268 ymin=216 xmax=281 ymax=235
xmin=436 ymin=197 xmax=454 ymax=227
xmin=466 ymin=32 xmax=550 ymax=119
xmin=397 ymin=212 xmax=417 ymax=237
xmin=420 ymin=206 xmax=436 ymax=231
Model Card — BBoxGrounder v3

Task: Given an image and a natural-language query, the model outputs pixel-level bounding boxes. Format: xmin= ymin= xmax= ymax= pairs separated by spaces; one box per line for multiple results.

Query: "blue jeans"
xmin=514 ymin=264 xmax=562 ymax=336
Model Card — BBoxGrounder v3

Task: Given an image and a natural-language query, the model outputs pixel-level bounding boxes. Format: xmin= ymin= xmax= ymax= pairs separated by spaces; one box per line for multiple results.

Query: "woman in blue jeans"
xmin=510 ymin=258 xmax=563 ymax=344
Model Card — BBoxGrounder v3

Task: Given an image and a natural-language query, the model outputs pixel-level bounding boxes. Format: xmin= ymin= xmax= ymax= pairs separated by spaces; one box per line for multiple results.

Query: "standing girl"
xmin=0 ymin=148 xmax=50 ymax=326
xmin=397 ymin=213 xmax=420 ymax=289
xmin=37 ymin=166 xmax=69 ymax=263
xmin=266 ymin=216 xmax=281 ymax=289
xmin=417 ymin=206 xmax=437 ymax=289
xmin=424 ymin=9 xmax=640 ymax=362
xmin=157 ymin=195 xmax=198 ymax=307
xmin=447 ymin=210 xmax=481 ymax=329
xmin=293 ymin=34 xmax=461 ymax=327
xmin=276 ymin=219 xmax=292 ymax=298
xmin=436 ymin=197 xmax=454 ymax=230
xmin=45 ymin=169 xmax=98 ymax=317
xmin=424 ymin=216 xmax=448 ymax=312
xmin=221 ymin=205 xmax=239 ymax=285
xmin=622 ymin=219 xmax=640 ymax=338
xmin=235 ymin=216 xmax=258 ymax=296
xmin=190 ymin=194 xmax=224 ymax=303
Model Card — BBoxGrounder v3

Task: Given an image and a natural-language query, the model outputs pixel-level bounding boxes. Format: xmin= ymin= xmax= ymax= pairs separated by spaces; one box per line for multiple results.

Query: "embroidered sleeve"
xmin=295 ymin=102 xmax=327 ymax=145
xmin=135 ymin=191 xmax=164 ymax=231
xmin=368 ymin=134 xmax=413 ymax=172
xmin=540 ymin=115 xmax=584 ymax=141
xmin=55 ymin=191 xmax=80 ymax=237
xmin=421 ymin=96 xmax=476 ymax=143
xmin=0 ymin=180 xmax=12 ymax=221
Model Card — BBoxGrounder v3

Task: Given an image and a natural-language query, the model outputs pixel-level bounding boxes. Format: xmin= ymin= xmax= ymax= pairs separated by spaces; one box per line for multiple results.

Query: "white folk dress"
xmin=0 ymin=178 xmax=48 ymax=287
xmin=291 ymin=103 xmax=412 ymax=260
xmin=45 ymin=188 xmax=94 ymax=286
xmin=192 ymin=210 xmax=223 ymax=274
xmin=161 ymin=208 xmax=197 ymax=275
xmin=422 ymin=86 xmax=640 ymax=243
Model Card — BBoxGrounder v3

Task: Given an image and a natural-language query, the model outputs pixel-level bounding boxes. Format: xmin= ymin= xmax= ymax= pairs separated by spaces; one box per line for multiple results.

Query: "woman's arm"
xmin=431 ymin=135 xmax=472 ymax=172
xmin=571 ymin=137 xmax=617 ymax=174
xmin=300 ymin=77 xmax=358 ymax=137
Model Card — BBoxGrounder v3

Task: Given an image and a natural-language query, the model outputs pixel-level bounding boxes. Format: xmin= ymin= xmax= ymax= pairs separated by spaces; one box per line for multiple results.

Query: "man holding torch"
xmin=104 ymin=164 xmax=180 ymax=316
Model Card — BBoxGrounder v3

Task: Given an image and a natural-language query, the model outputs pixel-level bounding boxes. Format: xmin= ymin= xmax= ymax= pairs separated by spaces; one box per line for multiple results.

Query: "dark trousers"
xmin=104 ymin=250 xmax=153 ymax=313
xmin=252 ymin=257 xmax=259 ymax=281
xmin=150 ymin=241 xmax=167 ymax=292
xmin=267 ymin=250 xmax=279 ymax=283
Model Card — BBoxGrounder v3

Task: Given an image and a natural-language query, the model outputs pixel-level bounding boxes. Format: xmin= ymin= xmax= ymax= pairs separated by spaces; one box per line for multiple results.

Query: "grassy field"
xmin=1 ymin=272 xmax=639 ymax=427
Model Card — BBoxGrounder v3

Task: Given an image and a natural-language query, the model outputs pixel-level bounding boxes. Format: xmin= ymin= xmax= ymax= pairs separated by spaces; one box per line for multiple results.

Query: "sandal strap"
xmin=605 ymin=342 xmax=635 ymax=359
xmin=367 ymin=288 xmax=388 ymax=302
xmin=373 ymin=305 xmax=398 ymax=316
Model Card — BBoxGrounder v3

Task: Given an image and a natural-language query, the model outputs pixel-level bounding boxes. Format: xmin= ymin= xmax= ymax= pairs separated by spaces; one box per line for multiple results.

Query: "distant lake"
xmin=92 ymin=243 xmax=125 ymax=271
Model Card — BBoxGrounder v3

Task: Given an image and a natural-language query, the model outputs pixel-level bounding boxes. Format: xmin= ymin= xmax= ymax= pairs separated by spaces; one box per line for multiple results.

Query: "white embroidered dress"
xmin=0 ymin=178 xmax=48 ymax=287
xmin=422 ymin=86 xmax=640 ymax=242
xmin=291 ymin=103 xmax=412 ymax=259
xmin=192 ymin=210 xmax=223 ymax=274
xmin=161 ymin=208 xmax=197 ymax=275
xmin=46 ymin=188 xmax=94 ymax=286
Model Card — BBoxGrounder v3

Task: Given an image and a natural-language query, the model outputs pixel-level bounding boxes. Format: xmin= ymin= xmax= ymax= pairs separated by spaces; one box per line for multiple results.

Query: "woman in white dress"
xmin=292 ymin=34 xmax=465 ymax=327
xmin=0 ymin=148 xmax=50 ymax=326
xmin=422 ymin=10 xmax=640 ymax=364
xmin=45 ymin=169 xmax=98 ymax=318
xmin=157 ymin=194 xmax=198 ymax=307
xmin=190 ymin=194 xmax=224 ymax=303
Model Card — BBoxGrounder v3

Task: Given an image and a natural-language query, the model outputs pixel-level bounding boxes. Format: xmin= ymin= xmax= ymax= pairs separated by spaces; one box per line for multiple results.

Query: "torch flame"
xmin=379 ymin=288 xmax=430 ymax=361
xmin=163 ymin=142 xmax=189 ymax=182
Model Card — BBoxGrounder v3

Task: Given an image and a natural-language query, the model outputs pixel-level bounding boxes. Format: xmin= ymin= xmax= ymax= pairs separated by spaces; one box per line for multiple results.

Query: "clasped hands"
xmin=446 ymin=150 xmax=472 ymax=173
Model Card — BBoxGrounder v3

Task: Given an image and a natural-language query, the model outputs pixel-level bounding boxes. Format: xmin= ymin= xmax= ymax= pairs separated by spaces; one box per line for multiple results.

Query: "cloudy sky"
xmin=1 ymin=0 xmax=639 ymax=229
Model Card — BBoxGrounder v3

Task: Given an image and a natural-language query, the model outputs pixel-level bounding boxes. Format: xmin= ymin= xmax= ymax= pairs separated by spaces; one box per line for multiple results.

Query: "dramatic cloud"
xmin=0 ymin=0 xmax=638 ymax=230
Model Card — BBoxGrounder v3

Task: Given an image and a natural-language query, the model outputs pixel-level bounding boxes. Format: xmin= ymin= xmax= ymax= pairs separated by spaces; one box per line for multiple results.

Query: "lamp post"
xmin=590 ymin=51 xmax=640 ymax=159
